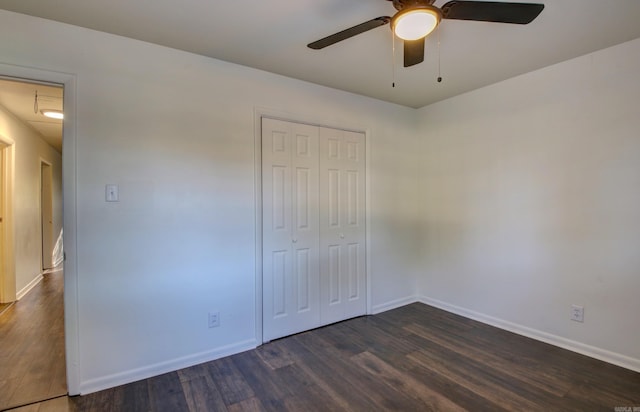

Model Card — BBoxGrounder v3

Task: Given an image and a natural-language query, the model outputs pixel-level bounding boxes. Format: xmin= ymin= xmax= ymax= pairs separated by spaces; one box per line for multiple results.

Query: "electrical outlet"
xmin=571 ymin=305 xmax=584 ymax=323
xmin=208 ymin=312 xmax=220 ymax=328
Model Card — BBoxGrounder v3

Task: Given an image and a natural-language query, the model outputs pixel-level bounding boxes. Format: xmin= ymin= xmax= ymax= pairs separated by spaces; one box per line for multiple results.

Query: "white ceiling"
xmin=1 ymin=1 xmax=640 ymax=108
xmin=0 ymin=79 xmax=63 ymax=152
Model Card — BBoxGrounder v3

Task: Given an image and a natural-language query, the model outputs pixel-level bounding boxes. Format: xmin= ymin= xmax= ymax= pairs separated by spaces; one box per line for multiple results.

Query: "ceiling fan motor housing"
xmin=391 ymin=0 xmax=437 ymax=11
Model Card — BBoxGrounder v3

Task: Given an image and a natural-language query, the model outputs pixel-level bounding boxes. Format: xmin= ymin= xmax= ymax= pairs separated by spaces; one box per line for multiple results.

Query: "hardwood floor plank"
xmin=294 ymin=329 xmax=427 ymax=410
xmin=226 ymin=396 xmax=266 ymax=412
xmin=117 ymin=379 xmax=151 ymax=412
xmin=73 ymin=384 xmax=125 ymax=412
xmin=177 ymin=363 xmax=211 ymax=383
xmin=206 ymin=356 xmax=256 ymax=406
xmin=147 ymin=372 xmax=190 ymax=412
xmin=341 ymin=316 xmax=423 ymax=357
xmin=255 ymin=341 xmax=296 ymax=370
xmin=180 ymin=375 xmax=228 ymax=412
xmin=350 ymin=351 xmax=466 ymax=411
xmin=275 ymin=361 xmax=349 ymax=412
xmin=301 ymin=323 xmax=364 ymax=357
xmin=230 ymin=351 xmax=291 ymax=411
xmin=404 ymin=358 xmax=512 ymax=412
xmin=280 ymin=382 xmax=344 ymax=412
xmin=281 ymin=337 xmax=383 ymax=411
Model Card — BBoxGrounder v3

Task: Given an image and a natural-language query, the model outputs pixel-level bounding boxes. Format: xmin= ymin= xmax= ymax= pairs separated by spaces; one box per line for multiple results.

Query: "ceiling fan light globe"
xmin=392 ymin=7 xmax=441 ymax=41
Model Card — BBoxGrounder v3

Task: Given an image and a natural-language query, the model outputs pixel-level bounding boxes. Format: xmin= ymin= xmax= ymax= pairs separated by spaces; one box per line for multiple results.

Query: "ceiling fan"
xmin=308 ymin=0 xmax=544 ymax=67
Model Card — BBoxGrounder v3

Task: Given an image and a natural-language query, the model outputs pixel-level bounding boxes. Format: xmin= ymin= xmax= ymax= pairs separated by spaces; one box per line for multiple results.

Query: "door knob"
xmin=292 ymin=238 xmax=298 ymax=243
xmin=340 ymin=233 xmax=345 ymax=239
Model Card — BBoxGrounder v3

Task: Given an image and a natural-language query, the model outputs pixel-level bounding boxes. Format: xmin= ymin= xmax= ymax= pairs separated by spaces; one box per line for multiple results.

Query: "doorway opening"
xmin=0 ymin=76 xmax=66 ymax=410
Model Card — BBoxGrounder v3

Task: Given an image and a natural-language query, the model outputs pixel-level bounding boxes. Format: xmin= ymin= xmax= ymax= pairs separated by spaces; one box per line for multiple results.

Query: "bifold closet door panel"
xmin=319 ymin=127 xmax=366 ymax=325
xmin=262 ymin=118 xmax=321 ymax=341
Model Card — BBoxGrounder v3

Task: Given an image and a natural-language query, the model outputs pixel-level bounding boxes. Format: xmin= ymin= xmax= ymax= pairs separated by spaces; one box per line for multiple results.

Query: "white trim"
xmin=371 ymin=295 xmax=419 ymax=315
xmin=0 ymin=63 xmax=80 ymax=395
xmin=16 ymin=274 xmax=43 ymax=300
xmin=418 ymin=295 xmax=640 ymax=374
xmin=79 ymin=339 xmax=257 ymax=395
xmin=253 ymin=107 xmax=370 ymax=135
xmin=39 ymin=158 xmax=54 ymax=271
xmin=253 ymin=108 xmax=264 ymax=345
xmin=253 ymin=107 xmax=372 ymax=343
xmin=62 ymin=73 xmax=80 ymax=396
xmin=364 ymin=126 xmax=372 ymax=316
xmin=0 ymin=135 xmax=15 ymax=303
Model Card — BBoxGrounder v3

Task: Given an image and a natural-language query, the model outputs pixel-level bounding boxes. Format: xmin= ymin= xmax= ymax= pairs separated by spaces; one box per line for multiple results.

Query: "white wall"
xmin=0 ymin=10 xmax=423 ymax=393
xmin=417 ymin=37 xmax=640 ymax=370
xmin=0 ymin=104 xmax=62 ymax=296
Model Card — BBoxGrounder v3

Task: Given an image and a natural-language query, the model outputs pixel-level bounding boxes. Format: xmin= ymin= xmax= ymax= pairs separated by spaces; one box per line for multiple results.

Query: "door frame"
xmin=0 ymin=135 xmax=15 ymax=304
xmin=0 ymin=64 xmax=79 ymax=395
xmin=253 ymin=107 xmax=373 ymax=345
xmin=40 ymin=159 xmax=54 ymax=271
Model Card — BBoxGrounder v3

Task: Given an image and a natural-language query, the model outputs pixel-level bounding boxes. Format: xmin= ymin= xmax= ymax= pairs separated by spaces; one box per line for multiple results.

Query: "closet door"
xmin=319 ymin=127 xmax=366 ymax=325
xmin=262 ymin=118 xmax=320 ymax=341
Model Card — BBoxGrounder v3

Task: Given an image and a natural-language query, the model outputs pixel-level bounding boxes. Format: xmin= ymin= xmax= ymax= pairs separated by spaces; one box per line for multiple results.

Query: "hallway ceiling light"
xmin=41 ymin=109 xmax=64 ymax=120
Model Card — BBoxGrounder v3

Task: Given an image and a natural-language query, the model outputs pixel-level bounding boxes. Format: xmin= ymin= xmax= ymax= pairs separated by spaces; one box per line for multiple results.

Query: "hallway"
xmin=0 ymin=272 xmax=66 ymax=410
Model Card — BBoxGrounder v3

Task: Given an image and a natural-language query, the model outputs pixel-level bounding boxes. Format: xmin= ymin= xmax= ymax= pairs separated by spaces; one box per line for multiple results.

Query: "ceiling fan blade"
xmin=307 ymin=16 xmax=391 ymax=49
xmin=441 ymin=1 xmax=544 ymax=24
xmin=404 ymin=37 xmax=425 ymax=67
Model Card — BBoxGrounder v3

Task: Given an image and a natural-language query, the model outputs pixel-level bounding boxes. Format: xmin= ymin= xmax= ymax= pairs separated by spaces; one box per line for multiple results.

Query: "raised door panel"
xmin=271 ymin=250 xmax=288 ymax=318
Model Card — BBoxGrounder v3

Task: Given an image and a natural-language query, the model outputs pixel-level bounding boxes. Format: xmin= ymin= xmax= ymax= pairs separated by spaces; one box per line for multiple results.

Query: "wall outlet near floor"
xmin=208 ymin=311 xmax=220 ymax=328
xmin=570 ymin=305 xmax=584 ymax=323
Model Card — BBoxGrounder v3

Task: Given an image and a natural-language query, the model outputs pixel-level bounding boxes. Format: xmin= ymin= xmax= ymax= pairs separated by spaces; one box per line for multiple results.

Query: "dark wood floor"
xmin=0 ymin=272 xmax=67 ymax=411
xmin=8 ymin=302 xmax=640 ymax=412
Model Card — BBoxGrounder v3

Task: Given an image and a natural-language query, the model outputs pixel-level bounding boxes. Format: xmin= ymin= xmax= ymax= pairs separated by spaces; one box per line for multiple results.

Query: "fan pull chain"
xmin=391 ymin=28 xmax=396 ymax=88
xmin=437 ymin=25 xmax=443 ymax=83
xmin=34 ymin=90 xmax=39 ymax=113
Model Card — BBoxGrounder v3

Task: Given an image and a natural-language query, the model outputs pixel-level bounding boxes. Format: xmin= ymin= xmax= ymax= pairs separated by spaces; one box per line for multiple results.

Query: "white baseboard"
xmin=16 ymin=274 xmax=43 ymax=300
xmin=418 ymin=296 xmax=640 ymax=374
xmin=79 ymin=338 xmax=258 ymax=395
xmin=371 ymin=295 xmax=419 ymax=315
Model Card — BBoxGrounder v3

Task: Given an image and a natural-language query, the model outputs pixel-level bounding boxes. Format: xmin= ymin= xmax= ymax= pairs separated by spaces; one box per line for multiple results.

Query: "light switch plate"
xmin=105 ymin=184 xmax=119 ymax=202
